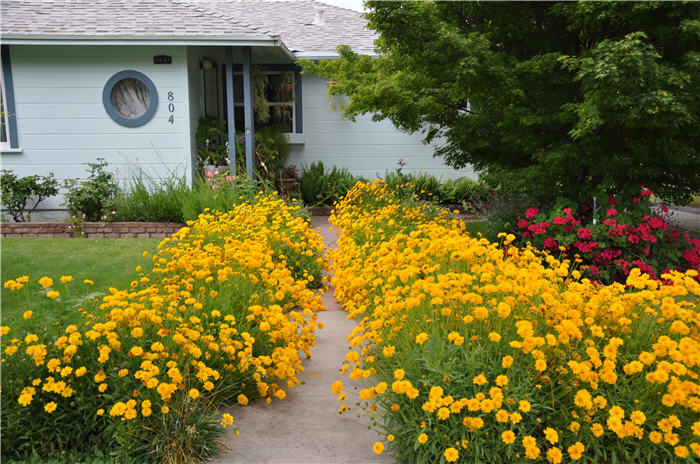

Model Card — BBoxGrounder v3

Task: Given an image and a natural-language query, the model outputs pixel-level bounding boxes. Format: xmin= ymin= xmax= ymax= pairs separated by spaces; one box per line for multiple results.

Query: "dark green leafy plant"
xmin=297 ymin=161 xmax=357 ymax=207
xmin=0 ymin=170 xmax=59 ymax=222
xmin=63 ymin=159 xmax=119 ymax=222
xmin=302 ymin=2 xmax=700 ymax=205
xmin=254 ymin=125 xmax=291 ymax=183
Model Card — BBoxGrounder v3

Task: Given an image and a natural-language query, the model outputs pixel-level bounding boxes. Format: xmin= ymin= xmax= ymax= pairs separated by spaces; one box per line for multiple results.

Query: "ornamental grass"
xmin=330 ymin=180 xmax=700 ymax=463
xmin=1 ymin=193 xmax=327 ymax=463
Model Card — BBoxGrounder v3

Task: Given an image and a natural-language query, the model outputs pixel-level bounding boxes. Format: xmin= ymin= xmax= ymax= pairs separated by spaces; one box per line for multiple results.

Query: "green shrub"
xmin=63 ymin=159 xmax=119 ymax=222
xmin=297 ymin=161 xmax=357 ymax=207
xmin=112 ymin=171 xmax=187 ymax=223
xmin=1 ymin=170 xmax=59 ymax=222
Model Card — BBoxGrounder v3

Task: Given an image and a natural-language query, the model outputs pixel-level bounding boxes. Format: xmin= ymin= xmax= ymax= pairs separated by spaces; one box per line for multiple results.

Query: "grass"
xmin=463 ymin=220 xmax=488 ymax=237
xmin=689 ymin=195 xmax=700 ymax=208
xmin=1 ymin=238 xmax=159 ymax=326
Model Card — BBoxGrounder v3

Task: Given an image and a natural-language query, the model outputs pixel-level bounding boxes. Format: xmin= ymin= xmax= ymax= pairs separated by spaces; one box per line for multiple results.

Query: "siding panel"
xmin=3 ymin=44 xmax=192 ymax=217
xmin=289 ymin=75 xmax=473 ymax=180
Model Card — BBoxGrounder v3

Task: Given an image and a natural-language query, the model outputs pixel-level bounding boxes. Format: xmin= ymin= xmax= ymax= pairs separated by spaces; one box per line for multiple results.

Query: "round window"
xmin=103 ymin=71 xmax=158 ymax=127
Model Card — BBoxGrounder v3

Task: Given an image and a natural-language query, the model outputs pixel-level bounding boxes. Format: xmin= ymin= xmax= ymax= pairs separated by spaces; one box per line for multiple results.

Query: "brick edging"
xmin=1 ymin=222 xmax=185 ymax=238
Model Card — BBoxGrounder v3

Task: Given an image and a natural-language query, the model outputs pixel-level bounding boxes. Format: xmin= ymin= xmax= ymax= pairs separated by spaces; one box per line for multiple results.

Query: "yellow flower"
xmin=237 ymin=394 xmax=249 ymax=405
xmin=567 ymin=442 xmax=585 ymax=460
xmin=161 ymin=405 xmax=170 ymax=414
xmin=418 ymin=433 xmax=428 ymax=444
xmin=519 ymin=400 xmax=531 ymax=412
xmin=675 ymin=446 xmax=689 ymax=459
xmin=44 ymin=402 xmax=57 ymax=413
xmin=23 ymin=311 xmax=33 ymax=320
xmin=96 ymin=409 xmax=104 ymax=415
xmin=38 ymin=276 xmax=53 ymax=288
xmin=502 ymin=356 xmax=514 ymax=368
xmin=546 ymin=447 xmax=563 ymax=464
xmin=415 ymin=332 xmax=428 ymax=345
xmin=387 ymin=434 xmax=394 ymax=442
xmin=372 ymin=442 xmax=384 ymax=455
xmin=591 ymin=423 xmax=604 ymax=437
xmin=444 ymin=447 xmax=459 ymax=462
xmin=543 ymin=427 xmax=559 ymax=444
xmin=473 ymin=374 xmax=487 ymax=386
xmin=331 ymin=380 xmax=344 ymax=395
xmin=502 ymin=430 xmax=516 ymax=444
xmin=394 ymin=369 xmax=405 ymax=380
xmin=83 ymin=279 xmax=94 ymax=285
xmin=46 ymin=290 xmax=60 ymax=299
xmin=59 ymin=275 xmax=73 ymax=283
xmin=535 ymin=359 xmax=547 ymax=372
xmin=189 ymin=388 xmax=200 ymax=399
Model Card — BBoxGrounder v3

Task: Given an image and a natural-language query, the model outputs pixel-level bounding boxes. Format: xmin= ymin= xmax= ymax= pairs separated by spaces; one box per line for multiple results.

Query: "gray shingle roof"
xmin=0 ymin=0 xmax=377 ymax=53
xmin=193 ymin=1 xmax=377 ymax=53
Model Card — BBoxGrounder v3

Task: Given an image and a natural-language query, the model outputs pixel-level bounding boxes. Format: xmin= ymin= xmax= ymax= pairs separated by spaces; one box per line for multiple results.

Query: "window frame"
xmin=232 ymin=70 xmax=297 ymax=133
xmin=1 ymin=44 xmax=19 ymax=150
xmin=102 ymin=70 xmax=159 ymax=127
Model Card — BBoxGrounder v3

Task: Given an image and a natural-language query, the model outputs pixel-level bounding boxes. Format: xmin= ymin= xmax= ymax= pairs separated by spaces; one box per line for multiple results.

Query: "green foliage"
xmin=254 ymin=125 xmax=291 ymax=183
xmin=63 ymin=159 xmax=119 ymax=222
xmin=112 ymin=171 xmax=187 ymax=223
xmin=301 ymin=2 xmax=700 ymax=205
xmin=179 ymin=174 xmax=266 ymax=221
xmin=0 ymin=170 xmax=59 ymax=222
xmin=195 ymin=117 xmax=230 ymax=169
xmin=297 ymin=161 xmax=357 ymax=207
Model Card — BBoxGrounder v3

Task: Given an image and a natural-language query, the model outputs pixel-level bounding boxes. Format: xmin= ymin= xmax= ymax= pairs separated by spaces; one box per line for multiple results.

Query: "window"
xmin=1 ymin=44 xmax=18 ymax=150
xmin=103 ymin=70 xmax=158 ymax=127
xmin=233 ymin=70 xmax=297 ymax=133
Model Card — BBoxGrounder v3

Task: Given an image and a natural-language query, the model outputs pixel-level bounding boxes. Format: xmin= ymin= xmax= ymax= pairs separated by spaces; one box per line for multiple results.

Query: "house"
xmin=0 ymin=0 xmax=474 ymax=220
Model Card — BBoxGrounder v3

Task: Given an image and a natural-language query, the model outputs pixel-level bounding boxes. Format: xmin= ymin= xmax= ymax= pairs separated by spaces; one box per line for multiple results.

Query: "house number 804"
xmin=168 ymin=91 xmax=175 ymax=124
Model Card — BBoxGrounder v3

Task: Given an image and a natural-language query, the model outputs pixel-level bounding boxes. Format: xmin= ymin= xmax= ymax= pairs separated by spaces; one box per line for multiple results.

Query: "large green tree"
xmin=302 ymin=1 xmax=700 ymax=205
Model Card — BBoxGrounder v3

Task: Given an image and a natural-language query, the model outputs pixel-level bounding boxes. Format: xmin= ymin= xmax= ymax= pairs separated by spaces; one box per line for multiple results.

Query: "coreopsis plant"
xmin=330 ymin=180 xmax=700 ymax=464
xmin=1 ymin=192 xmax=327 ymax=462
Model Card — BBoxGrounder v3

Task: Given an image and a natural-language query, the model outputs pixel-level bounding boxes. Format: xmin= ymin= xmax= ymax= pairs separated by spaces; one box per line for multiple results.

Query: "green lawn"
xmin=463 ymin=220 xmax=489 ymax=237
xmin=1 ymin=238 xmax=160 ymax=326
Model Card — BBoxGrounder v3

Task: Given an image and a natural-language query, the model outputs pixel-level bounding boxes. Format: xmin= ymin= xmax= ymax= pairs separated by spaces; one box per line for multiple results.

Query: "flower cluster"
xmin=513 ymin=191 xmax=699 ymax=283
xmin=329 ymin=180 xmax=699 ymax=463
xmin=1 ymin=193 xmax=327 ymax=461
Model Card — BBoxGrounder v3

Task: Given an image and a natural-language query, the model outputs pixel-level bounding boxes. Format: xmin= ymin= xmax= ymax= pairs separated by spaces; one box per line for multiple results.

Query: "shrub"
xmin=1 ymin=193 xmax=326 ymax=462
xmin=511 ymin=190 xmax=700 ymax=283
xmin=297 ymin=161 xmax=357 ymax=207
xmin=63 ymin=159 xmax=119 ymax=222
xmin=328 ymin=180 xmax=700 ymax=464
xmin=0 ymin=170 xmax=59 ymax=222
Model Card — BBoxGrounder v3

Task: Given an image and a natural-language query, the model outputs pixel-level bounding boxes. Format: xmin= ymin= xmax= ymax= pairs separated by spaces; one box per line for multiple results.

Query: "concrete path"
xmin=209 ymin=217 xmax=393 ymax=464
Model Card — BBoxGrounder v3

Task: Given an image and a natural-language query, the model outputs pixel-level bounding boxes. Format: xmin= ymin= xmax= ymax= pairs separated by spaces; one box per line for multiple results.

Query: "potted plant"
xmin=279 ymin=164 xmax=298 ymax=194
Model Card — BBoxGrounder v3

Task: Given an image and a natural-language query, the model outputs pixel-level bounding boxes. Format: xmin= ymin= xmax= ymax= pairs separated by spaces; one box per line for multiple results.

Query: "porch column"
xmin=242 ymin=46 xmax=255 ymax=179
xmin=225 ymin=47 xmax=236 ymax=176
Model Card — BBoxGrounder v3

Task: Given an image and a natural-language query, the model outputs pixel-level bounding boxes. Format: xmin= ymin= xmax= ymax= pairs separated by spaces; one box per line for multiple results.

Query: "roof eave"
xmin=293 ymin=50 xmax=378 ymax=60
xmin=0 ymin=34 xmax=281 ymax=47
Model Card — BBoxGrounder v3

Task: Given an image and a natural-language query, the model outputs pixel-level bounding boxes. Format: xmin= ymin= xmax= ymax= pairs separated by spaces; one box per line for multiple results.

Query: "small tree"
xmin=302 ymin=2 xmax=700 ymax=205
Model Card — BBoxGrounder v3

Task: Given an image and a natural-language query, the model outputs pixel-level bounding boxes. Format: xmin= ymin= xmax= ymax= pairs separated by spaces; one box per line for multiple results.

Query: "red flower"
xmin=577 ymin=228 xmax=592 ymax=240
xmin=553 ymin=216 xmax=566 ymax=225
xmin=525 ymin=208 xmax=539 ymax=219
xmin=606 ymin=208 xmax=617 ymax=216
xmin=517 ymin=219 xmax=528 ymax=229
xmin=608 ymin=197 xmax=616 ymax=206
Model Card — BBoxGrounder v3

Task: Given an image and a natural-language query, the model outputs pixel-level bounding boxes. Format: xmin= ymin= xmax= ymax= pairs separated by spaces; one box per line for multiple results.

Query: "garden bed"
xmin=1 ymin=221 xmax=185 ymax=238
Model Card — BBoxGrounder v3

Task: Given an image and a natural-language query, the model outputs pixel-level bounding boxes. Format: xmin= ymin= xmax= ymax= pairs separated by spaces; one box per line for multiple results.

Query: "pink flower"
xmin=525 ymin=208 xmax=539 ymax=219
xmin=205 ymin=171 xmax=214 ymax=178
xmin=553 ymin=216 xmax=566 ymax=225
xmin=577 ymin=228 xmax=593 ymax=240
xmin=632 ymin=197 xmax=640 ymax=204
xmin=517 ymin=219 xmax=528 ymax=229
xmin=226 ymin=175 xmax=233 ymax=182
xmin=606 ymin=208 xmax=617 ymax=216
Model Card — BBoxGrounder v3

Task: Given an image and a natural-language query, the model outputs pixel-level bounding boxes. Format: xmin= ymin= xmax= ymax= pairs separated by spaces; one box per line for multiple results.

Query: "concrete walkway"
xmin=209 ymin=217 xmax=393 ymax=464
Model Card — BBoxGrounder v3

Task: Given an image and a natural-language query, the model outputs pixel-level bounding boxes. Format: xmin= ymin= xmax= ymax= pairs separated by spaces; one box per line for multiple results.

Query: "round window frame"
xmin=102 ymin=70 xmax=158 ymax=127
